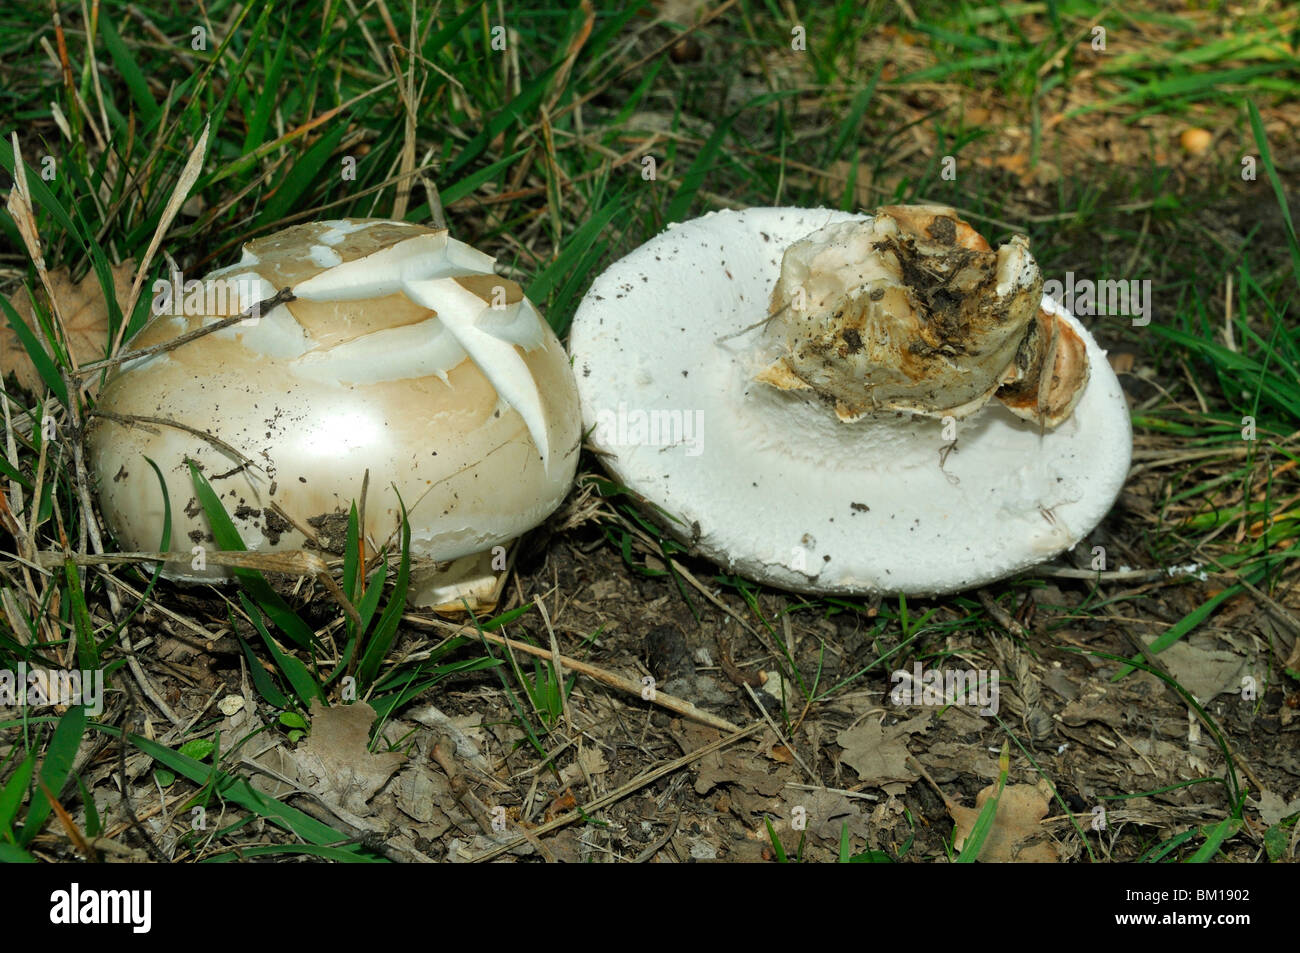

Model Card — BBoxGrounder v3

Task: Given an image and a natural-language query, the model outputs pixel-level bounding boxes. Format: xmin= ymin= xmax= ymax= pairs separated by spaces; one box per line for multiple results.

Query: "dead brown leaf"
xmin=784 ymin=788 xmax=872 ymax=844
xmin=949 ymin=779 xmax=1059 ymax=862
xmin=289 ymin=699 xmax=405 ymax=819
xmin=1 ymin=260 xmax=133 ymax=394
xmin=1142 ymin=636 xmax=1250 ymax=703
xmin=837 ymin=714 xmax=929 ymax=785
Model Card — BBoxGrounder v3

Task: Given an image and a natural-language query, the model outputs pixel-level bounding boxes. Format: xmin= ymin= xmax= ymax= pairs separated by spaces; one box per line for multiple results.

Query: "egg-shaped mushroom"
xmin=87 ymin=219 xmax=582 ymax=608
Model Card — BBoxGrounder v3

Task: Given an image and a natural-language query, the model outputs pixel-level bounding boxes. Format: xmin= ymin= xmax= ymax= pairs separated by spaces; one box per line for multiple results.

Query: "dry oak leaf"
xmin=949 ymin=778 xmax=1059 ymax=863
xmin=289 ymin=699 xmax=405 ymax=818
xmin=836 ymin=714 xmax=929 ymax=785
xmin=1255 ymin=790 xmax=1300 ymax=827
xmin=1 ymin=260 xmax=134 ymax=394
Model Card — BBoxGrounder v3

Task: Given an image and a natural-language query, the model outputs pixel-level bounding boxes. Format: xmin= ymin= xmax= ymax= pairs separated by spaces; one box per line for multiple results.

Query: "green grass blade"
xmin=241 ymin=30 xmax=291 ymax=156
xmin=62 ymin=557 xmax=98 ymax=672
xmin=236 ymin=631 xmax=289 ymax=709
xmin=438 ymin=149 xmax=527 ymax=207
xmin=824 ymin=64 xmax=883 ymax=165
xmin=0 ymin=293 xmax=69 ymax=404
xmin=1247 ymin=99 xmax=1300 ymax=281
xmin=764 ymin=816 xmax=788 ymax=862
xmin=0 ymin=750 xmax=37 ymax=839
xmin=127 ymin=732 xmax=376 ymax=856
xmin=421 ymin=2 xmax=487 ymax=61
xmin=356 ymin=494 xmax=411 ymax=687
xmin=1112 ymin=574 xmax=1258 ymax=679
xmin=19 ymin=705 xmax=86 ymax=846
xmin=446 ymin=62 xmax=561 ymax=177
xmin=99 ymin=13 xmax=160 ymax=124
xmin=238 ymin=592 xmax=323 ymax=709
xmin=527 ymin=192 xmax=628 ymax=314
xmin=956 ymin=743 xmax=1008 ymax=862
xmin=355 ymin=555 xmax=387 ymax=635
xmin=188 ymin=462 xmax=316 ymax=649
xmin=77 ymin=775 xmax=101 ymax=838
xmin=255 ymin=123 xmax=349 ymax=226
xmin=0 ymin=452 xmax=31 ymax=490
xmin=1186 ymin=816 xmax=1242 ymax=863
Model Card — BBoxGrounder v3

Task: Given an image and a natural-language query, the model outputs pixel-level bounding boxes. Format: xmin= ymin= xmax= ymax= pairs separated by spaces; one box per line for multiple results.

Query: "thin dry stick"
xmin=25 ymin=401 xmax=53 ymax=556
xmin=89 ymin=569 xmax=214 ymax=642
xmin=432 ymin=734 xmax=555 ymax=862
xmin=88 ymin=411 xmax=261 ymax=470
xmin=471 ymin=627 xmax=741 ymax=733
xmin=113 ymin=120 xmax=210 ymax=359
xmin=24 ymin=549 xmax=326 ymax=571
xmin=978 ymin=589 xmax=1028 ymax=639
xmin=471 ymin=722 xmax=762 ymax=862
xmin=388 ymin=15 xmax=418 ymax=220
xmin=1037 ymin=566 xmax=1203 ymax=583
xmin=615 ymin=513 xmax=773 ymax=648
xmin=1224 ymin=273 xmax=1236 ymax=352
xmin=78 ymin=286 xmax=296 ymax=377
xmin=6 ymin=135 xmax=73 ymax=355
xmin=0 ymin=397 xmax=41 ymax=626
xmin=907 ymin=754 xmax=957 ymax=810
xmin=632 ymin=811 xmax=680 ymax=863
xmin=1125 ymin=435 xmax=1300 ymax=478
xmin=742 ymin=682 xmax=818 ymax=782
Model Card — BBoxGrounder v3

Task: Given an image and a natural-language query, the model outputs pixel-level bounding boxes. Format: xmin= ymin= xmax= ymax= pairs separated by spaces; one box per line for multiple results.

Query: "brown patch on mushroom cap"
xmin=243 ymin=221 xmax=444 ymax=289
xmin=454 ymin=274 xmax=524 ymax=304
xmin=232 ymin=220 xmax=453 ymax=346
xmin=995 ymin=308 xmax=1090 ymax=428
xmin=877 ymin=204 xmax=991 ymax=252
xmin=755 ymin=357 xmax=812 ymax=391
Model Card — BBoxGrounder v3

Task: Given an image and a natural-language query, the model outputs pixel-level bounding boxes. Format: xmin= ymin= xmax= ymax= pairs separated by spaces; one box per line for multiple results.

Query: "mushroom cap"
xmin=757 ymin=206 xmax=1079 ymax=425
xmin=569 ymin=207 xmax=1131 ymax=596
xmin=87 ymin=219 xmax=581 ymax=585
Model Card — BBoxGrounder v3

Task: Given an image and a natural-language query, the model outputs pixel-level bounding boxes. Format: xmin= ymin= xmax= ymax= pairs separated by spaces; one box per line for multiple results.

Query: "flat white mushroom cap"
xmin=88 ymin=219 xmax=581 ymax=588
xmin=569 ymin=207 xmax=1131 ymax=595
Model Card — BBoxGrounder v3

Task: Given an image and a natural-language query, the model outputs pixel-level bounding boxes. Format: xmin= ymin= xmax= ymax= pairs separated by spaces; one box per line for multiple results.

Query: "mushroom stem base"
xmin=408 ymin=550 xmax=503 ymax=613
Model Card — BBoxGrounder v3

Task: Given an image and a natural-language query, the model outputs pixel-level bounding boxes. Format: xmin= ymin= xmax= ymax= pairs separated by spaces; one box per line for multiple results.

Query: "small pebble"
xmin=1179 ymin=128 xmax=1212 ymax=155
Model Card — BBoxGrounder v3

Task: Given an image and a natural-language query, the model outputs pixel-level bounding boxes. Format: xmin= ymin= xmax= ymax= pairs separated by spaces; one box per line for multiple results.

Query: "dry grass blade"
xmin=113 ymin=120 xmax=210 ymax=358
xmin=463 ymin=626 xmax=741 ymax=733
xmin=544 ymin=0 xmax=595 ymax=113
xmin=389 ymin=11 xmax=418 ymax=220
xmin=6 ymin=133 xmax=73 ymax=363
xmin=24 ymin=549 xmax=330 ymax=574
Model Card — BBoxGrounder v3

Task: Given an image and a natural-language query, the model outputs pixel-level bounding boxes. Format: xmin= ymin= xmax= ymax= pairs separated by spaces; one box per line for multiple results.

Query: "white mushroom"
xmin=569 ymin=206 xmax=1131 ymax=596
xmin=87 ymin=219 xmax=581 ymax=608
